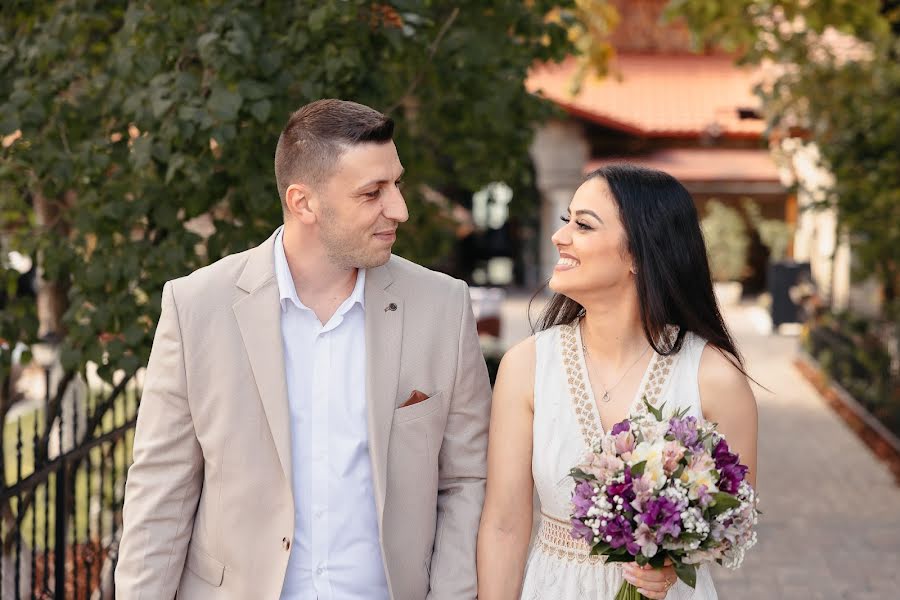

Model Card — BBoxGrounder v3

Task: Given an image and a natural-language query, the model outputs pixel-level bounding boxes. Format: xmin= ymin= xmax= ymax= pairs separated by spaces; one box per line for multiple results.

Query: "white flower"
xmin=629 ymin=441 xmax=667 ymax=490
xmin=680 ymin=453 xmax=718 ymax=499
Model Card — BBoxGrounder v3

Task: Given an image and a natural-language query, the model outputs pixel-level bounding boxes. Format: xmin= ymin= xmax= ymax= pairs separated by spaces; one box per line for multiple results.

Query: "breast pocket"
xmin=393 ymin=392 xmax=443 ymax=425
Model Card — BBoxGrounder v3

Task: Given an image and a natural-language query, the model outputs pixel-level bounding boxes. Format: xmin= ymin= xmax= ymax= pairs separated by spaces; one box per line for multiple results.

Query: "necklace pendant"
xmin=601 ymin=391 xmax=611 ymax=403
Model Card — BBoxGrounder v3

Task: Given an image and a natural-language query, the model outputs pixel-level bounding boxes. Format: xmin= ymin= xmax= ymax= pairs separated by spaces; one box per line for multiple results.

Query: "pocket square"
xmin=400 ymin=389 xmax=429 ymax=408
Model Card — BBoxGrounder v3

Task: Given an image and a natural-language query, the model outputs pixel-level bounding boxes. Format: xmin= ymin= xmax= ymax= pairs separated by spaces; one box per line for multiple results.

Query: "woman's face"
xmin=549 ymin=177 xmax=635 ymax=302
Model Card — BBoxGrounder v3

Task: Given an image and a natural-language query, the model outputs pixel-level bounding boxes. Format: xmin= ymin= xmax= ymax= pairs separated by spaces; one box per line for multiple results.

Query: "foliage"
xmin=663 ymin=0 xmax=899 ymax=302
xmin=0 ymin=1 xmax=576 ymax=549
xmin=804 ymin=311 xmax=900 ymax=437
xmin=0 ymin=0 xmax=575 ymax=386
xmin=553 ymin=0 xmax=619 ymax=92
xmin=701 ymin=200 xmax=748 ymax=282
xmin=741 ymin=198 xmax=792 ymax=262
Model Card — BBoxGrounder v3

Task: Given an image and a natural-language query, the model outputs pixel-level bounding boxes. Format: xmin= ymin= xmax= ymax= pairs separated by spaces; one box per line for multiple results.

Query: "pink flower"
xmin=633 ymin=522 xmax=658 ymax=557
xmin=630 ymin=475 xmax=654 ymax=512
xmin=582 ymin=451 xmax=624 ymax=482
xmin=662 ymin=441 xmax=685 ymax=474
xmin=615 ymin=430 xmax=636 ymax=456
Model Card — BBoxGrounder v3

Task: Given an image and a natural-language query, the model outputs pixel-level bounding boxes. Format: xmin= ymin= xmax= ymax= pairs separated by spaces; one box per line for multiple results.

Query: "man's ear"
xmin=285 ymin=183 xmax=318 ymax=225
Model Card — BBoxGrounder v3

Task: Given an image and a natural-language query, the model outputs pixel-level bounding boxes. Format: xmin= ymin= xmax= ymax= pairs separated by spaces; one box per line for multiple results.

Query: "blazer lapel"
xmin=233 ymin=232 xmax=293 ymax=489
xmin=365 ymin=261 xmax=402 ymax=529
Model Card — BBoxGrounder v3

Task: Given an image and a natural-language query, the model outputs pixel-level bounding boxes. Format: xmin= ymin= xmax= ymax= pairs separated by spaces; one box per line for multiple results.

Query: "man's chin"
xmin=358 ymin=249 xmax=392 ymax=269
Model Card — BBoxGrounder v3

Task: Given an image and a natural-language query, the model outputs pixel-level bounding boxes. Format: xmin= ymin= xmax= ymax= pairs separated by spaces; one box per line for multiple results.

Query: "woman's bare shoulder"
xmin=698 ymin=343 xmax=757 ymax=417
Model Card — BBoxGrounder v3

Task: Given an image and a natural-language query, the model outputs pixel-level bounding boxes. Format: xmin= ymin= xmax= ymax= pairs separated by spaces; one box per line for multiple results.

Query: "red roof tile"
xmin=586 ymin=148 xmax=781 ymax=182
xmin=527 ymin=54 xmax=765 ymax=138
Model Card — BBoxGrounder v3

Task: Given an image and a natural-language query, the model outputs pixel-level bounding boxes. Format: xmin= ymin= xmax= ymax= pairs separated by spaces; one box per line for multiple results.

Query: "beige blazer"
xmin=115 ymin=232 xmax=492 ymax=599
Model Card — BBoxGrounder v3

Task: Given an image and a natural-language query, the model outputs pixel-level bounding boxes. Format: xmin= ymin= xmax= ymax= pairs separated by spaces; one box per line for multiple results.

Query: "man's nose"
xmin=384 ymin=186 xmax=409 ymax=223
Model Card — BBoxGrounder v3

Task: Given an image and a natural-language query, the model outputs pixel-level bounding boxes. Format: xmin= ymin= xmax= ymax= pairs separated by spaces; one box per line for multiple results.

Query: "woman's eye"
xmin=576 ymin=221 xmax=591 ymax=230
xmin=559 ymin=215 xmax=570 ymax=224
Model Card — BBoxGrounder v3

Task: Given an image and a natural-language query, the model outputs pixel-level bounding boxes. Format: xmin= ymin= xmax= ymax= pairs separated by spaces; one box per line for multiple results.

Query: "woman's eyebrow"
xmin=574 ymin=209 xmax=603 ymax=223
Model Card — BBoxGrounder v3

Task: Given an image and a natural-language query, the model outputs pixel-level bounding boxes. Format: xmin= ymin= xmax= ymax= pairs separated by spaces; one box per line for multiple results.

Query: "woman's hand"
xmin=623 ymin=561 xmax=677 ymax=599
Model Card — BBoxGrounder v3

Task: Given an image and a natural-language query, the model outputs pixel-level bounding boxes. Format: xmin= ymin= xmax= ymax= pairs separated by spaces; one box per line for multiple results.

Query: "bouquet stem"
xmin=614 ymin=580 xmax=649 ymax=600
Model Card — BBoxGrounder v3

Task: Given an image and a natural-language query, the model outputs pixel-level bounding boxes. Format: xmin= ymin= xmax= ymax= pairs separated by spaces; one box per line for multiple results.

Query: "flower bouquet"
xmin=570 ymin=399 xmax=758 ymax=600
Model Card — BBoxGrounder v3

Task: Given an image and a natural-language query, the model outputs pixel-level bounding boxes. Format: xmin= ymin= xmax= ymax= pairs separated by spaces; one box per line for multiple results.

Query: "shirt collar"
xmin=273 ymin=226 xmax=366 ymax=314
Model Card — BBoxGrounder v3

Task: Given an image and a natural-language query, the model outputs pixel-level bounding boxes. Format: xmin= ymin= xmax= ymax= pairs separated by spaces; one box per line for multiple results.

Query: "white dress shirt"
xmin=274 ymin=228 xmax=389 ymax=600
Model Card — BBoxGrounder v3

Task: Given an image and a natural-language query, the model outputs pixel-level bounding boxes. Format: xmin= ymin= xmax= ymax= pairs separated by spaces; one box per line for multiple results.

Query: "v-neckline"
xmin=574 ymin=320 xmax=659 ymax=436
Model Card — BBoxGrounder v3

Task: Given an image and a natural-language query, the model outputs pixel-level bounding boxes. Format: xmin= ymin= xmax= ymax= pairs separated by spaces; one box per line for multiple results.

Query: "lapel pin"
xmin=385 ymin=302 xmax=397 ymax=312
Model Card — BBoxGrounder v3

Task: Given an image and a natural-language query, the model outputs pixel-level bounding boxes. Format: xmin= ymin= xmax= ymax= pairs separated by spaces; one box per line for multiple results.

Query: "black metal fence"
xmin=1 ymin=369 xmax=140 ymax=599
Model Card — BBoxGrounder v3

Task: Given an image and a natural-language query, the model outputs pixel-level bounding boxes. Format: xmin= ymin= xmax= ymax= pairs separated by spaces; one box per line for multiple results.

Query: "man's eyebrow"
xmin=354 ymin=168 xmax=405 ymax=192
xmin=574 ymin=209 xmax=603 ymax=223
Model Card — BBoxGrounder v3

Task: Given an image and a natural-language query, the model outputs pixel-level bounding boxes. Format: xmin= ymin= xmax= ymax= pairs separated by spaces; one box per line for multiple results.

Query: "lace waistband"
xmin=535 ymin=511 xmax=604 ymax=565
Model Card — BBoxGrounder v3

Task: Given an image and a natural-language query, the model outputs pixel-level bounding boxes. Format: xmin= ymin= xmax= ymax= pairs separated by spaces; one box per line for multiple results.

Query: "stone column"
xmin=529 ymin=120 xmax=590 ymax=285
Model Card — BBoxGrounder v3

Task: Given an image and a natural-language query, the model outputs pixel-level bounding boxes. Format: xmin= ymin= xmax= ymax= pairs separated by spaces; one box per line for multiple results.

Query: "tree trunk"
xmin=32 ymin=191 xmax=70 ymax=338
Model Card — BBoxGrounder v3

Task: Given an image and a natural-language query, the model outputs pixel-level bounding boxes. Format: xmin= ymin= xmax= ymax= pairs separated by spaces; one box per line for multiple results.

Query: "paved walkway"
xmin=498 ymin=293 xmax=900 ymax=600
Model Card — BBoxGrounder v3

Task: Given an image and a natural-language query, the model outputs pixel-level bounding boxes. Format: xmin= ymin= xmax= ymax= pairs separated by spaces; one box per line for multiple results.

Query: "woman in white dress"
xmin=477 ymin=165 xmax=758 ymax=599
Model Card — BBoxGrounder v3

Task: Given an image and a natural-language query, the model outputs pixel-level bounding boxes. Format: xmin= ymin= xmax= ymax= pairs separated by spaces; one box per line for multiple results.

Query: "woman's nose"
xmin=551 ymin=225 xmax=569 ymax=247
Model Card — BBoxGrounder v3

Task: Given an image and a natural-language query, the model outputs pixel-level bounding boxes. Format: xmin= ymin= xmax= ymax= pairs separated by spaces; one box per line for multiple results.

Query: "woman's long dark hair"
xmin=534 ymin=163 xmax=744 ymax=368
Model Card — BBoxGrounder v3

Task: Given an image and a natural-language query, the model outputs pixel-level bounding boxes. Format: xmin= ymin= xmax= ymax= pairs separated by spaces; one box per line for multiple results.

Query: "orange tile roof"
xmin=527 ymin=54 xmax=765 ymax=138
xmin=586 ymin=148 xmax=781 ymax=182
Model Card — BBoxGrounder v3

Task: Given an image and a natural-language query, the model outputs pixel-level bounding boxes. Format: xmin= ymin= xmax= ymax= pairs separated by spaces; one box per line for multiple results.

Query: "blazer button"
xmin=282 ymin=537 xmax=291 ymax=551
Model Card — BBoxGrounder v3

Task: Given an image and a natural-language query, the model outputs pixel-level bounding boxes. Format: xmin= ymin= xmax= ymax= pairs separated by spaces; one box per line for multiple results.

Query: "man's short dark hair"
xmin=274 ymin=99 xmax=394 ymax=207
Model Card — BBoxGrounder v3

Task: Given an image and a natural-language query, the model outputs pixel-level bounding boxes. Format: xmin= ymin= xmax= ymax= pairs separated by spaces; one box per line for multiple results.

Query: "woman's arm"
xmin=698 ymin=345 xmax=759 ymax=488
xmin=476 ymin=337 xmax=536 ymax=599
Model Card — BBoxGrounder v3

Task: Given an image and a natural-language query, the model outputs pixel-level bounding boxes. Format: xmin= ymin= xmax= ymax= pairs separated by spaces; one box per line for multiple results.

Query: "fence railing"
xmin=1 ymin=368 xmax=140 ymax=599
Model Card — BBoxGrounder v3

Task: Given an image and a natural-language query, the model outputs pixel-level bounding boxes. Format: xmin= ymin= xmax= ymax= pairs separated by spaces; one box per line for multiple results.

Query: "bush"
xmin=701 ymin=200 xmax=748 ymax=282
xmin=803 ymin=312 xmax=900 ymax=437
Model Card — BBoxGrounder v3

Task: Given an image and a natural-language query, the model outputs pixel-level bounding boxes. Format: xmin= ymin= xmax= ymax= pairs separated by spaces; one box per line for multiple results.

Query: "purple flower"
xmin=571 ymin=518 xmax=594 ymax=541
xmin=638 ymin=496 xmax=683 ymax=543
xmin=668 ymin=416 xmax=701 ymax=450
xmin=572 ymin=481 xmax=596 ymax=518
xmin=696 ymin=484 xmax=714 ymax=508
xmin=602 ymin=514 xmax=641 ymax=555
xmin=713 ymin=438 xmax=748 ymax=493
xmin=606 ymin=468 xmax=636 ymax=507
xmin=610 ymin=420 xmax=631 ymax=436
xmin=718 ymin=462 xmax=749 ymax=494
xmin=713 ymin=438 xmax=738 ymax=468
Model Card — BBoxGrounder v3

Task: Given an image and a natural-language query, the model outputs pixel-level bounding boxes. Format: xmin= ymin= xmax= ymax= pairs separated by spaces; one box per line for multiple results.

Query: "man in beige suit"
xmin=115 ymin=99 xmax=491 ymax=599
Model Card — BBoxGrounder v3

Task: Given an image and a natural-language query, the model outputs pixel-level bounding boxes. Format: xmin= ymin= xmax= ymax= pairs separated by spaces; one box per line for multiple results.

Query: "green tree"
xmin=0 ymin=0 xmax=575 ymax=548
xmin=663 ymin=0 xmax=899 ymax=306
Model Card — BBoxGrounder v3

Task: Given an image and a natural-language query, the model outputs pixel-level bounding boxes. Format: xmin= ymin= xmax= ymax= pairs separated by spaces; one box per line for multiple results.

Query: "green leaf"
xmin=197 ymin=32 xmax=219 ymax=61
xmin=643 ymin=396 xmax=663 ymax=421
xmin=207 ymin=85 xmax=243 ymax=121
xmin=674 ymin=562 xmax=697 ymax=588
xmin=570 ymin=467 xmax=596 ymax=481
xmin=249 ymin=99 xmax=271 ymax=123
xmin=238 ymin=79 xmax=271 ymax=101
xmin=629 ymin=460 xmax=647 ymax=477
xmin=131 ymin=136 xmax=152 ymax=169
xmin=308 ymin=6 xmax=330 ymax=31
xmin=591 ymin=542 xmax=611 ymax=555
xmin=604 ymin=553 xmax=634 ymax=563
xmin=708 ymin=492 xmax=741 ymax=517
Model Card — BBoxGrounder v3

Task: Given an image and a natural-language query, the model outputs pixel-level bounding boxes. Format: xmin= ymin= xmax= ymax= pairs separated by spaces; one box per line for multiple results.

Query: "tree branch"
xmin=386 ymin=7 xmax=460 ymax=115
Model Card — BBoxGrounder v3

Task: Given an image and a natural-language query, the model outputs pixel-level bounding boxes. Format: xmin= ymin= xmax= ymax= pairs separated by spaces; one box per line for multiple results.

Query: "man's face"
xmin=313 ymin=141 xmax=408 ymax=269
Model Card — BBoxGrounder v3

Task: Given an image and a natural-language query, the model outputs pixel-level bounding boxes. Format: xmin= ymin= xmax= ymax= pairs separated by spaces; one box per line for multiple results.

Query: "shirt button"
xmin=282 ymin=537 xmax=291 ymax=551
xmin=316 ymin=566 xmax=325 ymax=575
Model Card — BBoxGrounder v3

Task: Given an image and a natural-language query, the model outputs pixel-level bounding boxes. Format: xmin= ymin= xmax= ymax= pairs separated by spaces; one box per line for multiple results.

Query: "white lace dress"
xmin=520 ymin=322 xmax=718 ymax=600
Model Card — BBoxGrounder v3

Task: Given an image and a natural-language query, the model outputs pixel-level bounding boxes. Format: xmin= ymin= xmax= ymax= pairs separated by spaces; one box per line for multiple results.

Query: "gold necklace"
xmin=581 ymin=325 xmax=652 ymax=403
